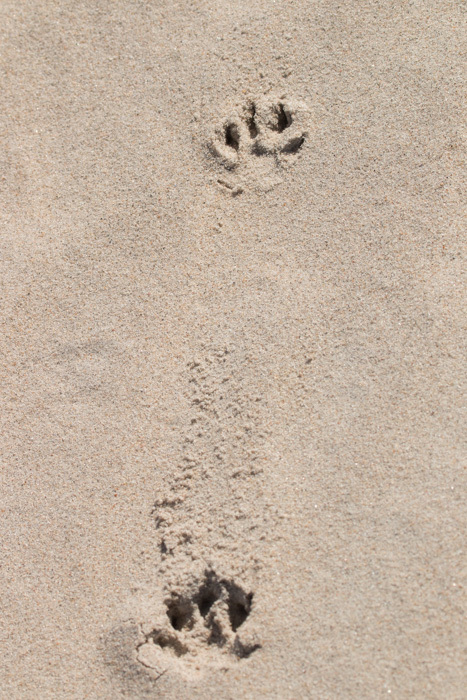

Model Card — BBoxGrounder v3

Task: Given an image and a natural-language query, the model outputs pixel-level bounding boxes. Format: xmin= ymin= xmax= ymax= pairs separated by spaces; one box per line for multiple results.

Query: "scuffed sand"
xmin=1 ymin=1 xmax=465 ymax=698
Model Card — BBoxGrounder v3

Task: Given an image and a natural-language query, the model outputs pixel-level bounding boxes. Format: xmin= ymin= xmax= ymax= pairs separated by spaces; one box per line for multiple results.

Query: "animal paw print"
xmin=135 ymin=570 xmax=260 ymax=678
xmin=209 ymin=96 xmax=309 ymax=192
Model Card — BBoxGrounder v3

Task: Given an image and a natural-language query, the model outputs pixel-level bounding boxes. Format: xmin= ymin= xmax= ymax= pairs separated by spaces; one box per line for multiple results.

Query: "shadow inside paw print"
xmin=135 ymin=570 xmax=260 ymax=677
xmin=209 ymin=96 xmax=308 ymax=191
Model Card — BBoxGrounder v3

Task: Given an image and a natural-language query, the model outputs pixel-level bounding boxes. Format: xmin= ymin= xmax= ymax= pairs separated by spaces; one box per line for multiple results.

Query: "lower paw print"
xmin=135 ymin=570 xmax=260 ymax=678
xmin=208 ymin=96 xmax=309 ymax=193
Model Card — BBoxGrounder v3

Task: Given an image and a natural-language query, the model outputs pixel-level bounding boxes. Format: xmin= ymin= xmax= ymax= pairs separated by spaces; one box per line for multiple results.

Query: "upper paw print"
xmin=209 ymin=97 xmax=309 ymax=178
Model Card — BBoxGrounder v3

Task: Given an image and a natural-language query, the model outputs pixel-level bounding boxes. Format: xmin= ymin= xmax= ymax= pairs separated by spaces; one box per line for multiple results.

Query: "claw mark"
xmin=246 ymin=102 xmax=259 ymax=139
xmin=281 ymin=135 xmax=305 ymax=154
xmin=275 ymin=103 xmax=290 ymax=132
xmin=225 ymin=123 xmax=240 ymax=151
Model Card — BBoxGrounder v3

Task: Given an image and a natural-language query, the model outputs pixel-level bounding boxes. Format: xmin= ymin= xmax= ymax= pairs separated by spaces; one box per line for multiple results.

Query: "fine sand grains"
xmin=1 ymin=1 xmax=465 ymax=698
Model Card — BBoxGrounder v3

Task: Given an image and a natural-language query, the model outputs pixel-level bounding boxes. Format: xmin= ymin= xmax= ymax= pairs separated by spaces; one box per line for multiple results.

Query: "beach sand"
xmin=1 ymin=1 xmax=465 ymax=697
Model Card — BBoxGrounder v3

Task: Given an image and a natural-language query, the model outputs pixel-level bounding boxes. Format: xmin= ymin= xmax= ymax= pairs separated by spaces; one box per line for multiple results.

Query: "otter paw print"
xmin=135 ymin=570 xmax=260 ymax=679
xmin=208 ymin=96 xmax=309 ymax=193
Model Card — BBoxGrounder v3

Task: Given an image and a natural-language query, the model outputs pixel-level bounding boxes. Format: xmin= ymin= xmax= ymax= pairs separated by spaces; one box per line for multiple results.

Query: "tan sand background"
xmin=1 ymin=0 xmax=465 ymax=698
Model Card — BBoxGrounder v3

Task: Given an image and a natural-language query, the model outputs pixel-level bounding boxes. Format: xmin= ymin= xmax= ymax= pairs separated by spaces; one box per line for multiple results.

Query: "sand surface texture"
xmin=1 ymin=1 xmax=465 ymax=698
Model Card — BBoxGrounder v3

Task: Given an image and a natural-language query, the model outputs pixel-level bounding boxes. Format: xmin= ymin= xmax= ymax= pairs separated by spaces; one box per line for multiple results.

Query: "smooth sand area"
xmin=1 ymin=1 xmax=465 ymax=698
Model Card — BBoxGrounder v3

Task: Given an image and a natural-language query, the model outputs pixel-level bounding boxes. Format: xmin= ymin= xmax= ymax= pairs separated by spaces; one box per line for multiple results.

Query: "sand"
xmin=1 ymin=0 xmax=465 ymax=698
